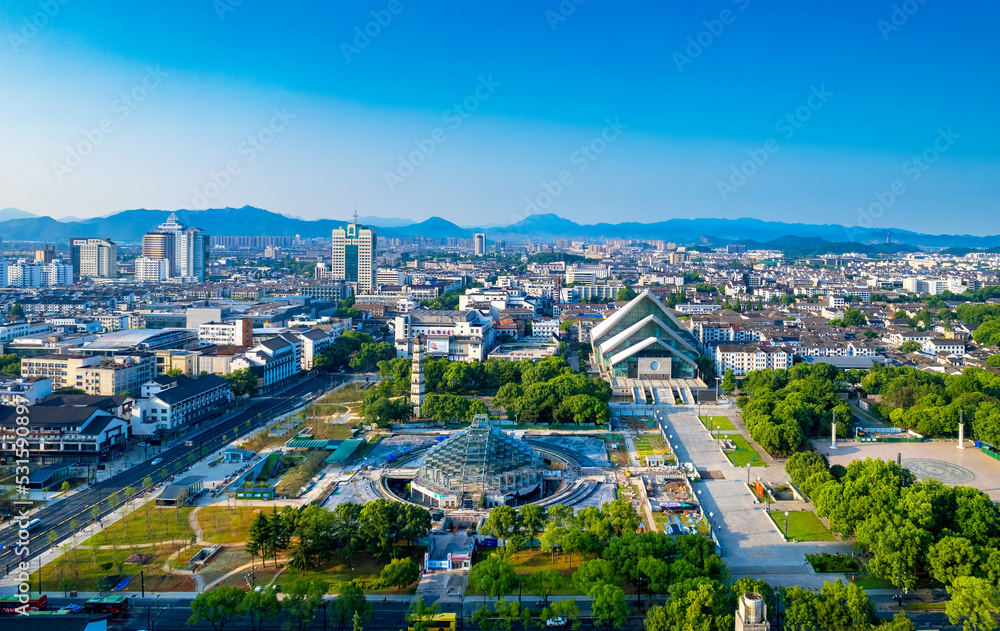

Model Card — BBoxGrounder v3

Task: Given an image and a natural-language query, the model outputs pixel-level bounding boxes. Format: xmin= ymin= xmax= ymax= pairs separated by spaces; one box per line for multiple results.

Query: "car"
xmin=151 ymin=458 xmax=163 ymax=465
xmin=545 ymin=618 xmax=567 ymax=627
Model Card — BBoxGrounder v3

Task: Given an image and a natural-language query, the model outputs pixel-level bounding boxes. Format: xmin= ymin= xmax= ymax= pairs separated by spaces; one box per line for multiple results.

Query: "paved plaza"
xmin=816 ymin=441 xmax=1000 ymax=500
xmin=659 ymin=407 xmax=853 ymax=577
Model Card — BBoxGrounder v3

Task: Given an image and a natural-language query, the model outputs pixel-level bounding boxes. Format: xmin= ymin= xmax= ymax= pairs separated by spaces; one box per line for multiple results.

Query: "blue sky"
xmin=1 ymin=0 xmax=997 ymax=234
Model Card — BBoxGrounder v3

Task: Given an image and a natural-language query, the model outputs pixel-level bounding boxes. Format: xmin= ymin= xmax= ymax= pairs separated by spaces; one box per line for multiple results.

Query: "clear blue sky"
xmin=1 ymin=0 xmax=997 ymax=234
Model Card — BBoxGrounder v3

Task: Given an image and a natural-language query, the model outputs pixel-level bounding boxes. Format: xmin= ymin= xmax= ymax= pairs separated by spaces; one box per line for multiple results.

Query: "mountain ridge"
xmin=0 ymin=206 xmax=998 ymax=249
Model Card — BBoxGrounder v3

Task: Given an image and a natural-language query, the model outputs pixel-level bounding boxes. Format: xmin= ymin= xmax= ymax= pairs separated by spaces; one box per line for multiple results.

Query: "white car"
xmin=545 ymin=618 xmax=566 ymax=628
xmin=151 ymin=458 xmax=163 ymax=465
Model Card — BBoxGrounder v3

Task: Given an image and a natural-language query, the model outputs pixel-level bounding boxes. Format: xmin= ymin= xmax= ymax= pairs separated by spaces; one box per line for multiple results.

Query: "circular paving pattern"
xmin=901 ymin=458 xmax=976 ymax=484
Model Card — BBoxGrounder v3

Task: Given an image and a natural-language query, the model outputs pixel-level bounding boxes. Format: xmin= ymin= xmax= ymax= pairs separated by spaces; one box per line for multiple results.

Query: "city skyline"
xmin=1 ymin=1 xmax=997 ymax=234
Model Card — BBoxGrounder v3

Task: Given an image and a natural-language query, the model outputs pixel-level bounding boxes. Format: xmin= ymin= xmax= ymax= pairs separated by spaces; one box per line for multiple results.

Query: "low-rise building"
xmin=0 ymin=401 xmax=129 ymax=464
xmin=715 ymin=344 xmax=793 ymax=377
xmin=131 ymin=374 xmax=231 ymax=437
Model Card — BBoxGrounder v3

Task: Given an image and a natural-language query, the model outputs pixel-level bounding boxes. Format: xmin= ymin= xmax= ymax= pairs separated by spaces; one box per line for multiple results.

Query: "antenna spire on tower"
xmin=353 ymin=203 xmax=358 ymax=225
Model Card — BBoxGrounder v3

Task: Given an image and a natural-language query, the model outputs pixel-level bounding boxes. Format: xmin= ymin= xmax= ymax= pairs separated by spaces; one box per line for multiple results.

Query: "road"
xmin=0 ymin=373 xmax=340 ymax=572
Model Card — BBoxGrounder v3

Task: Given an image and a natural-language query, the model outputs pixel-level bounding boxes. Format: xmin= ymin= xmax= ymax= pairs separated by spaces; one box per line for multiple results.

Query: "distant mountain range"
xmin=1 ymin=206 xmax=998 ymax=250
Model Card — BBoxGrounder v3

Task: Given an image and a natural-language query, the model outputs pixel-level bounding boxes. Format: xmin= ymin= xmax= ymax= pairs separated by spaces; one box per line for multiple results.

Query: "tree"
xmin=468 ymin=554 xmax=517 ymax=601
xmin=899 ymin=340 xmax=923 ymax=353
xmin=225 ymin=368 xmax=258 ymax=397
xmin=928 ymin=536 xmax=982 ymax=587
xmin=405 ymin=598 xmax=441 ymax=631
xmin=239 ymin=588 xmax=282 ymax=631
xmin=60 ymin=480 xmax=71 ymax=494
xmin=589 ymin=584 xmax=629 ymax=631
xmin=885 ymin=611 xmax=917 ymax=631
xmin=842 ymin=308 xmax=866 ymax=327
xmin=188 ymin=586 xmax=245 ymax=631
xmin=380 ymin=557 xmax=420 ymax=589
xmin=518 ymin=504 xmax=547 ymax=549
xmin=573 ymin=559 xmax=624 ymax=595
xmin=617 ymin=285 xmax=637 ymax=302
xmin=947 ymin=576 xmax=1000 ymax=631
xmin=542 ymin=599 xmax=581 ymax=630
xmin=282 ymin=578 xmax=328 ymax=631
xmin=327 ymin=583 xmax=372 ymax=631
xmin=603 ymin=499 xmax=640 ymax=536
xmin=526 ymin=569 xmax=561 ymax=609
xmin=721 ymin=369 xmax=736 ymax=394
xmin=479 ymin=505 xmax=521 ymax=551
xmin=166 ymin=368 xmax=184 ymax=377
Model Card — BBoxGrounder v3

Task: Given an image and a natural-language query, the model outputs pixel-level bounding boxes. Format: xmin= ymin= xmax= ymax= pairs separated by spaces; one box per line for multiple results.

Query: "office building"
xmin=474 ymin=233 xmax=486 ymax=256
xmin=35 ymin=245 xmax=56 ymax=264
xmin=142 ymin=231 xmax=175 ymax=273
xmin=70 ymin=238 xmax=117 ymax=281
xmin=142 ymin=213 xmax=209 ymax=282
xmin=331 ymin=210 xmax=377 ymax=294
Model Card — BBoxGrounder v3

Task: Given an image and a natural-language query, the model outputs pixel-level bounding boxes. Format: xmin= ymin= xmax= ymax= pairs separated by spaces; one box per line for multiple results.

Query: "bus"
xmin=24 ymin=518 xmax=41 ymax=531
xmin=408 ymin=613 xmax=456 ymax=631
xmin=0 ymin=594 xmax=48 ymax=613
xmin=84 ymin=595 xmax=130 ymax=615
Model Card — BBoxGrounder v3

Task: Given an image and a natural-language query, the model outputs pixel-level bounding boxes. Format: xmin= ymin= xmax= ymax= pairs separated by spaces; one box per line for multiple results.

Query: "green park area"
xmin=718 ymin=433 xmax=766 ymax=467
xmin=83 ymin=504 xmax=195 ymax=549
xmin=699 ymin=415 xmax=735 ymax=431
xmin=769 ymin=510 xmax=834 ymax=542
xmin=633 ymin=432 xmax=674 ymax=463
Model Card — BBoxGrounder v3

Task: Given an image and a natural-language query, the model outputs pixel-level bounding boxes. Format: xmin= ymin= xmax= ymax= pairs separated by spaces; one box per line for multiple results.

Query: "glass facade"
xmin=592 ymin=293 xmax=699 ymax=379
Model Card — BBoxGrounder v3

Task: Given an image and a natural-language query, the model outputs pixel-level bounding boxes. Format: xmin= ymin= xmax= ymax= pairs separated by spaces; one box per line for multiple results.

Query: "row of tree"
xmin=787 ymin=452 xmax=1000 ymax=592
xmin=188 ymin=579 xmax=376 ymax=631
xmin=245 ymin=500 xmax=430 ymax=572
xmin=860 ymin=364 xmax=1000 ymax=444
xmin=737 ymin=363 xmax=853 ymax=456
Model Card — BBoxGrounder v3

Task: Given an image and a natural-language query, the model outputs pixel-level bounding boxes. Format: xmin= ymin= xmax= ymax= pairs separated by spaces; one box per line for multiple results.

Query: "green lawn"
xmin=198 ymin=506 xmax=263 ymax=543
xmin=34 ymin=541 xmax=194 ymax=593
xmin=283 ymin=548 xmax=424 ymax=594
xmin=700 ymin=415 xmax=735 ymax=431
xmin=769 ymin=510 xmax=835 ymax=542
xmin=719 ymin=433 xmax=766 ymax=467
xmin=468 ymin=549 xmax=598 ymax=596
xmin=83 ymin=505 xmax=195 ymax=548
xmin=634 ymin=433 xmax=669 ymax=456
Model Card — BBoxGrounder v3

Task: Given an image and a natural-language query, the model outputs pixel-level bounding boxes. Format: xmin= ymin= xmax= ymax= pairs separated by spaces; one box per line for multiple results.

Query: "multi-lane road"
xmin=0 ymin=373 xmax=339 ymax=572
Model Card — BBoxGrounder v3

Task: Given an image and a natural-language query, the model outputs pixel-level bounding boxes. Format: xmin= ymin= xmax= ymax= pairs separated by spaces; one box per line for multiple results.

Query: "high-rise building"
xmin=474 ymin=233 xmax=486 ymax=256
xmin=70 ymin=238 xmax=117 ymax=281
xmin=35 ymin=245 xmax=56 ymax=264
xmin=142 ymin=231 xmax=175 ymax=273
xmin=179 ymin=227 xmax=208 ymax=282
xmin=142 ymin=213 xmax=209 ymax=282
xmin=331 ymin=210 xmax=377 ymax=294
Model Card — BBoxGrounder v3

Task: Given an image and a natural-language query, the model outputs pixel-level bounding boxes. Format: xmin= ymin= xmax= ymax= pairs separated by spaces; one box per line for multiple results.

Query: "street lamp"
xmin=784 ymin=511 xmax=790 ymax=540
xmin=746 ymin=463 xmax=751 ymax=485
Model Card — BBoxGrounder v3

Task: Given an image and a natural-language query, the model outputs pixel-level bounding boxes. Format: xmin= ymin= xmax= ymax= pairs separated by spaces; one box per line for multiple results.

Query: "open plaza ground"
xmin=816 ymin=440 xmax=1000 ymax=501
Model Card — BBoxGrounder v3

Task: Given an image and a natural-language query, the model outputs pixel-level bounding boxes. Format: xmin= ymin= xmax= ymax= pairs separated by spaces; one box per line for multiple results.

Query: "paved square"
xmin=816 ymin=441 xmax=1000 ymax=501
